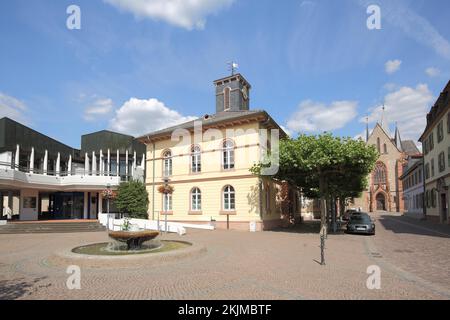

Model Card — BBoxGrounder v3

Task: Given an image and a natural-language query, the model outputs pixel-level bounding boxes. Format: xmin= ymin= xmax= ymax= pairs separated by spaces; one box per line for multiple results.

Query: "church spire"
xmin=394 ymin=122 xmax=402 ymax=151
xmin=366 ymin=115 xmax=369 ymax=142
xmin=379 ymin=104 xmax=391 ymax=136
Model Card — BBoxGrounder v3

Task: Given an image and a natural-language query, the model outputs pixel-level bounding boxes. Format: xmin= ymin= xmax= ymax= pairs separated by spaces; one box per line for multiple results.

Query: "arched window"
xmin=383 ymin=144 xmax=388 ymax=154
xmin=190 ymin=188 xmax=202 ymax=211
xmin=373 ymin=163 xmax=387 ymax=185
xmin=223 ymin=185 xmax=235 ymax=211
xmin=163 ymin=150 xmax=172 ymax=177
xmin=377 ymin=138 xmax=381 ymax=153
xmin=223 ymin=140 xmax=235 ymax=170
xmin=191 ymin=145 xmax=201 ymax=173
xmin=163 ymin=193 xmax=172 ymax=212
xmin=224 ymin=87 xmax=231 ymax=110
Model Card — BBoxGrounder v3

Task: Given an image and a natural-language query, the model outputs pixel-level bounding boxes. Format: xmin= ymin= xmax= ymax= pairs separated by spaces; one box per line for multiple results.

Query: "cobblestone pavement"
xmin=0 ymin=213 xmax=449 ymax=300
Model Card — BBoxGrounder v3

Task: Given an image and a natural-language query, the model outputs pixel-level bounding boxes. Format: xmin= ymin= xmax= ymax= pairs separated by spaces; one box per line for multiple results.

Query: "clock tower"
xmin=214 ymin=73 xmax=251 ymax=113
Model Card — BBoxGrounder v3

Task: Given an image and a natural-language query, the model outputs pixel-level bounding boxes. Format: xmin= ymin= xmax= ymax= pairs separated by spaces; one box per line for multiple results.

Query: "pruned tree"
xmin=251 ymin=133 xmax=378 ymax=232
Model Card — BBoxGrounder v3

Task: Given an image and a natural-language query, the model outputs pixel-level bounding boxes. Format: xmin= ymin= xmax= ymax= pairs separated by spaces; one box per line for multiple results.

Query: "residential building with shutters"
xmin=419 ymin=80 xmax=450 ymax=224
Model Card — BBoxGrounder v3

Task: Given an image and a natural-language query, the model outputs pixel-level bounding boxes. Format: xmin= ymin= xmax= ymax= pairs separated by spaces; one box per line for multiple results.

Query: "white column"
xmin=92 ymin=151 xmax=97 ymax=175
xmin=84 ymin=153 xmax=89 ymax=175
xmin=56 ymin=153 xmax=60 ymax=177
xmin=141 ymin=153 xmax=146 ymax=169
xmin=29 ymin=147 xmax=34 ymax=174
xmin=107 ymin=149 xmax=111 ymax=176
xmin=99 ymin=150 xmax=103 ymax=176
xmin=125 ymin=150 xmax=129 ymax=180
xmin=116 ymin=150 xmax=120 ymax=177
xmin=83 ymin=192 xmax=89 ymax=219
xmin=133 ymin=151 xmax=137 ymax=177
xmin=14 ymin=145 xmax=19 ymax=170
xmin=43 ymin=150 xmax=48 ymax=175
xmin=68 ymin=154 xmax=72 ymax=176
xmin=98 ymin=193 xmax=103 ymax=214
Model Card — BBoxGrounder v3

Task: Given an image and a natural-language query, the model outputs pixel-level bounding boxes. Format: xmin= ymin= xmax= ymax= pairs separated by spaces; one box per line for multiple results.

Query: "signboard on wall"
xmin=23 ymin=197 xmax=37 ymax=209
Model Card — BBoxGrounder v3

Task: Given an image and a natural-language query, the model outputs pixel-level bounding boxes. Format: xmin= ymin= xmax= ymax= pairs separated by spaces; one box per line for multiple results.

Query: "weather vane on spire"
xmin=228 ymin=61 xmax=239 ymax=75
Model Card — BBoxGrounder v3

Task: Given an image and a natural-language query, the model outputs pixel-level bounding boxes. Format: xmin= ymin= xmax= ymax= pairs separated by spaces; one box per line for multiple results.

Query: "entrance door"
xmin=376 ymin=193 xmax=386 ymax=211
xmin=441 ymin=194 xmax=448 ymax=222
xmin=50 ymin=193 xmax=85 ymax=220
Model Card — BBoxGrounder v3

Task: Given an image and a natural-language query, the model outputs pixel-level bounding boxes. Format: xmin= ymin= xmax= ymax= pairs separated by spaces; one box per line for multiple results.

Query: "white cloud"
xmin=362 ymin=84 xmax=434 ymax=141
xmin=0 ymin=93 xmax=28 ymax=123
xmin=385 ymin=59 xmax=402 ymax=74
xmin=104 ymin=0 xmax=235 ymax=30
xmin=84 ymin=98 xmax=114 ymax=121
xmin=286 ymin=100 xmax=358 ymax=134
xmin=425 ymin=67 xmax=440 ymax=77
xmin=109 ymin=98 xmax=197 ymax=136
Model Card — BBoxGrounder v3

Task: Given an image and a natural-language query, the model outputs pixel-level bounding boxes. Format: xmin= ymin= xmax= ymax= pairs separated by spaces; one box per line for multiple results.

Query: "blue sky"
xmin=0 ymin=0 xmax=449 ymax=148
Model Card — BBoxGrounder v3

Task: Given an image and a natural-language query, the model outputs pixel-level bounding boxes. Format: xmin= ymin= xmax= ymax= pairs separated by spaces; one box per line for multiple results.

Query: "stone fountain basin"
xmin=109 ymin=230 xmax=160 ymax=250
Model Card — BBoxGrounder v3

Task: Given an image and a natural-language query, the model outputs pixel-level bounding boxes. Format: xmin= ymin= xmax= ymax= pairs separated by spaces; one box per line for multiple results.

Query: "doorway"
xmin=376 ymin=193 xmax=386 ymax=211
xmin=39 ymin=192 xmax=84 ymax=220
xmin=440 ymin=193 xmax=448 ymax=223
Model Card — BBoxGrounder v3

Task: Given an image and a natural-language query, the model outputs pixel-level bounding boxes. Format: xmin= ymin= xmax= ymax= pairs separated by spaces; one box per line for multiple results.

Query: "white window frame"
xmin=222 ymin=140 xmax=235 ymax=170
xmin=191 ymin=145 xmax=201 ymax=173
xmin=163 ymin=193 xmax=172 ymax=212
xmin=163 ymin=150 xmax=172 ymax=177
xmin=190 ymin=188 xmax=202 ymax=211
xmin=223 ymin=185 xmax=235 ymax=211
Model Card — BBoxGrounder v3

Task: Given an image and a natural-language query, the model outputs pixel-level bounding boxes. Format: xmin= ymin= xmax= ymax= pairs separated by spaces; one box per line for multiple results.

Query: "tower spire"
xmin=366 ymin=115 xmax=369 ymax=142
xmin=380 ymin=103 xmax=391 ymax=136
xmin=394 ymin=122 xmax=402 ymax=151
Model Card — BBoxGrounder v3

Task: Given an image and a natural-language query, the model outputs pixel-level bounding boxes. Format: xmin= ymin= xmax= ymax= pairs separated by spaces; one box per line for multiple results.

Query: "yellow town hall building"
xmin=137 ymin=73 xmax=302 ymax=231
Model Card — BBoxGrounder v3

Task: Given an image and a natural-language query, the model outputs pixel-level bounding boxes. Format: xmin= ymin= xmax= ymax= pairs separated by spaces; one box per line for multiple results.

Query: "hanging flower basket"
xmin=102 ymin=189 xmax=117 ymax=200
xmin=158 ymin=185 xmax=174 ymax=194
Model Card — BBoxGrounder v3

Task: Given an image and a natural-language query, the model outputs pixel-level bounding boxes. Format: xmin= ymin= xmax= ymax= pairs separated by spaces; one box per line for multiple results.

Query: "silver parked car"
xmin=346 ymin=212 xmax=375 ymax=235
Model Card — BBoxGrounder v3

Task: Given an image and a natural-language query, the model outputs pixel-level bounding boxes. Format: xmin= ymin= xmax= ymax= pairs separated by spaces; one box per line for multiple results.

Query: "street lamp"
xmin=106 ymin=183 xmax=111 ymax=215
xmin=106 ymin=183 xmax=111 ymax=230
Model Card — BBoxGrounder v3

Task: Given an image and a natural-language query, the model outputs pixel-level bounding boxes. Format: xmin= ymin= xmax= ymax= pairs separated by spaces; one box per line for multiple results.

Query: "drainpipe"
xmin=152 ymin=141 xmax=156 ymax=221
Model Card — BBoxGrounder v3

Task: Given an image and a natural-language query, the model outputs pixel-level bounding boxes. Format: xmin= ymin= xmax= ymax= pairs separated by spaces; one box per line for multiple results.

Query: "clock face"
xmin=242 ymin=86 xmax=248 ymax=100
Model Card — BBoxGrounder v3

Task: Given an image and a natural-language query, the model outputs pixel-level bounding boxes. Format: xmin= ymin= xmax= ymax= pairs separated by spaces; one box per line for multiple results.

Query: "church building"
xmin=353 ymin=112 xmax=421 ymax=212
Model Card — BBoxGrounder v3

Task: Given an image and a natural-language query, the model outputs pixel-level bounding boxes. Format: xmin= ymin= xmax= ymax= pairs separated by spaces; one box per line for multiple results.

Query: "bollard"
xmin=320 ymin=234 xmax=326 ymax=266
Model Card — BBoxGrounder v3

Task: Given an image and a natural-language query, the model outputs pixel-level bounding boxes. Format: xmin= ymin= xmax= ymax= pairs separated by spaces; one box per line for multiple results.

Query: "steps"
xmin=0 ymin=221 xmax=106 ymax=234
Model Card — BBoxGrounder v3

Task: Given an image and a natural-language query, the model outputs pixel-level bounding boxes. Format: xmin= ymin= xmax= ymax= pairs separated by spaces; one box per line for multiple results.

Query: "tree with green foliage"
xmin=251 ymin=133 xmax=378 ymax=232
xmin=114 ymin=180 xmax=149 ymax=219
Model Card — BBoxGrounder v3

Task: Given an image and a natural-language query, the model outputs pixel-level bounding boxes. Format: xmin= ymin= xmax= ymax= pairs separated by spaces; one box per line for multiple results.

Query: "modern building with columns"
xmin=0 ymin=117 xmax=145 ymax=221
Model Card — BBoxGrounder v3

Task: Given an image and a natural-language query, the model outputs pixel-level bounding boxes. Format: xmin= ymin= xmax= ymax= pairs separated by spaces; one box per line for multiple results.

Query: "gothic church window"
xmin=373 ymin=163 xmax=387 ymax=185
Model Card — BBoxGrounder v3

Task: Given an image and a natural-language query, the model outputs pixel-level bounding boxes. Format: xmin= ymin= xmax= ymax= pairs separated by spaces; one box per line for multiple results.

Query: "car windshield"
xmin=350 ymin=215 xmax=371 ymax=223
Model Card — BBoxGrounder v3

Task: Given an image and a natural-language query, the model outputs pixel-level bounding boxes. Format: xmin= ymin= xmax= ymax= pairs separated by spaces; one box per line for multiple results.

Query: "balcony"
xmin=0 ymin=161 xmax=126 ymax=190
